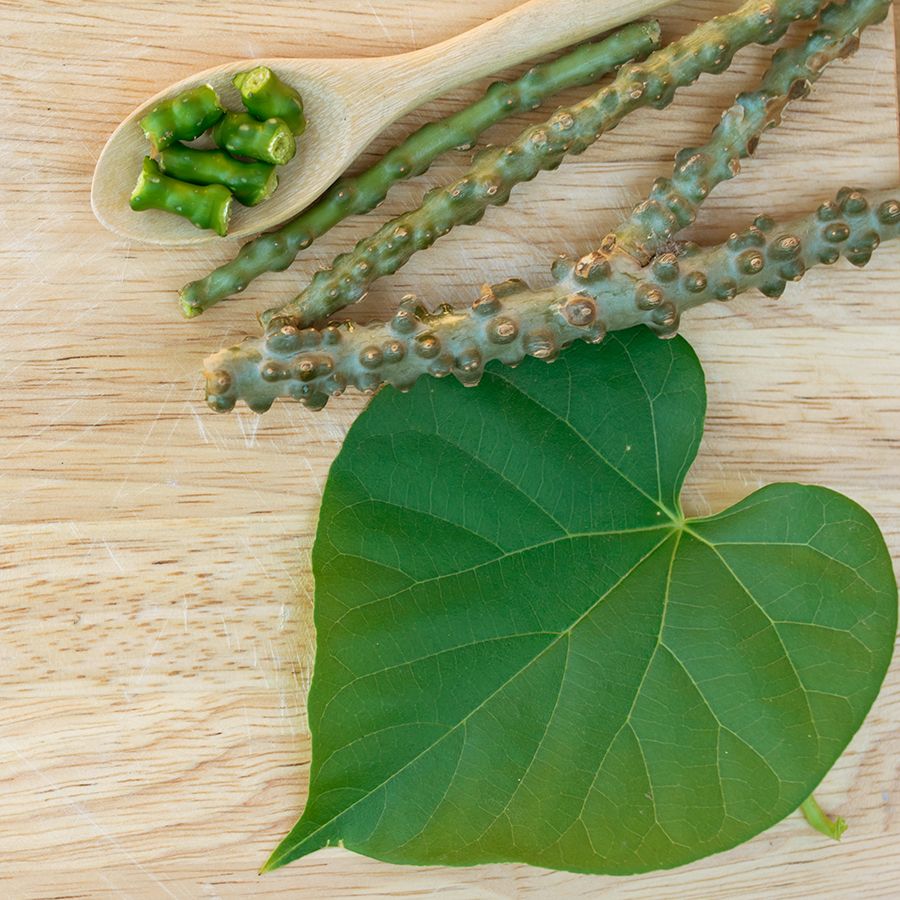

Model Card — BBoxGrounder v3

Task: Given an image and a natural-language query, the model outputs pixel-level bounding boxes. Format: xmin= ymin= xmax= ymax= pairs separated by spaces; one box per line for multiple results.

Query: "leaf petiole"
xmin=800 ymin=795 xmax=848 ymax=841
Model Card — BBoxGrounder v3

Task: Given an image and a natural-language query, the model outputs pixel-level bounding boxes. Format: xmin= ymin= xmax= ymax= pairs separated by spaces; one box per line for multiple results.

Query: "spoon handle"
xmin=381 ymin=0 xmax=677 ymax=118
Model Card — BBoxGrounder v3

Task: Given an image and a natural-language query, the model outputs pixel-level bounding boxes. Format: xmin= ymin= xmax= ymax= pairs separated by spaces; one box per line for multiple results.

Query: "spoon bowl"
xmin=91 ymin=57 xmax=388 ymax=246
xmin=91 ymin=0 xmax=675 ymax=246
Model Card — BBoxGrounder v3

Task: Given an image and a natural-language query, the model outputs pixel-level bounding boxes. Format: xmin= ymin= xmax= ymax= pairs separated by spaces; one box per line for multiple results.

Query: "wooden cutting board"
xmin=1 ymin=1 xmax=898 ymax=896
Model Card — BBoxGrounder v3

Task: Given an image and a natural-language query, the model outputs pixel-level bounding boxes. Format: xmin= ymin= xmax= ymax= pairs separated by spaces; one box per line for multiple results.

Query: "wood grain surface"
xmin=1 ymin=1 xmax=898 ymax=897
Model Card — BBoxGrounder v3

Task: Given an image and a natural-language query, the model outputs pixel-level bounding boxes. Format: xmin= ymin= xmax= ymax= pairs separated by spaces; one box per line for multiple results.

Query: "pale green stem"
xmin=800 ymin=795 xmax=848 ymax=841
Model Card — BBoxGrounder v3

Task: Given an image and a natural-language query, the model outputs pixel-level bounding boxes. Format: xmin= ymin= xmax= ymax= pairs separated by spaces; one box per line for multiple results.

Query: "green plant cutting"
xmin=153 ymin=0 xmax=898 ymax=877
xmin=158 ymin=145 xmax=278 ymax=207
xmin=212 ymin=110 xmax=297 ymax=165
xmin=140 ymin=82 xmax=225 ymax=150
xmin=130 ymin=157 xmax=234 ymax=236
xmin=233 ymin=65 xmax=307 ymax=134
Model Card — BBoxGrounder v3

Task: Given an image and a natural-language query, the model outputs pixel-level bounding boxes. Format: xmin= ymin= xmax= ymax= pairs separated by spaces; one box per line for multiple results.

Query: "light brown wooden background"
xmin=1 ymin=1 xmax=898 ymax=896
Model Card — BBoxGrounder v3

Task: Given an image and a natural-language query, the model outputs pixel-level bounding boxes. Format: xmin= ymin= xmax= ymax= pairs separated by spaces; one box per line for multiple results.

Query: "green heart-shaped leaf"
xmin=269 ymin=330 xmax=896 ymax=874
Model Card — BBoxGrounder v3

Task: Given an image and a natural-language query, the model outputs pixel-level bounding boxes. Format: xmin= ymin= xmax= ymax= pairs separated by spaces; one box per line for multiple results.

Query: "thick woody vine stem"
xmin=261 ymin=0 xmax=825 ymax=330
xmin=203 ymin=186 xmax=900 ymax=412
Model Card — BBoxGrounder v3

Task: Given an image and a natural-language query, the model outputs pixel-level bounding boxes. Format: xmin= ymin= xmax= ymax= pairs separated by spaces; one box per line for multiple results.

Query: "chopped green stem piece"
xmin=159 ymin=144 xmax=277 ymax=206
xmin=179 ymin=21 xmax=662 ymax=317
xmin=608 ymin=0 xmax=892 ymax=263
xmin=202 ymin=186 xmax=900 ymax=412
xmin=139 ymin=83 xmax=224 ymax=152
xmin=130 ymin=157 xmax=232 ymax=237
xmin=212 ymin=111 xmax=296 ymax=166
xmin=234 ymin=66 xmax=306 ymax=135
xmin=263 ymin=0 xmax=826 ymax=330
xmin=800 ymin=795 xmax=848 ymax=841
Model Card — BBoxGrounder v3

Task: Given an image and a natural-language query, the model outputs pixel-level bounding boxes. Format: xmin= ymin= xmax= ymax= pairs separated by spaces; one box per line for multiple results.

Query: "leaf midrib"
xmin=324 ymin=522 xmax=674 ymax=635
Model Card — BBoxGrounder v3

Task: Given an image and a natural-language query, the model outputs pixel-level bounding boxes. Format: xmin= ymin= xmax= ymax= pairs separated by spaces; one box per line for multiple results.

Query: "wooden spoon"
xmin=91 ymin=0 xmax=674 ymax=246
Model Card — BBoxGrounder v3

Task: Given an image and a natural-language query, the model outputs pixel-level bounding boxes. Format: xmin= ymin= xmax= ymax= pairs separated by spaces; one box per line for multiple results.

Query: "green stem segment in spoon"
xmin=140 ymin=83 xmax=224 ymax=152
xmin=234 ymin=66 xmax=307 ymax=135
xmin=158 ymin=145 xmax=278 ymax=207
xmin=130 ymin=157 xmax=232 ymax=236
xmin=212 ymin=111 xmax=296 ymax=166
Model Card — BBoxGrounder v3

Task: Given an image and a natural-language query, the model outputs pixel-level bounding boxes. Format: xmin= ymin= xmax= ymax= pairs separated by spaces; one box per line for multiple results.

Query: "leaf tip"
xmin=261 ymin=818 xmax=333 ymax=873
xmin=259 ymin=852 xmax=282 ymax=875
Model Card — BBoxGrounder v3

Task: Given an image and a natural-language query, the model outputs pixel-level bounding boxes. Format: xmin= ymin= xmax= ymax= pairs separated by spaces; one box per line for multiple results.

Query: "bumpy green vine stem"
xmin=179 ymin=22 xmax=662 ymax=317
xmin=262 ymin=0 xmax=825 ymax=331
xmin=203 ymin=186 xmax=900 ymax=412
xmin=605 ymin=0 xmax=891 ymax=265
xmin=567 ymin=0 xmax=889 ymax=283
